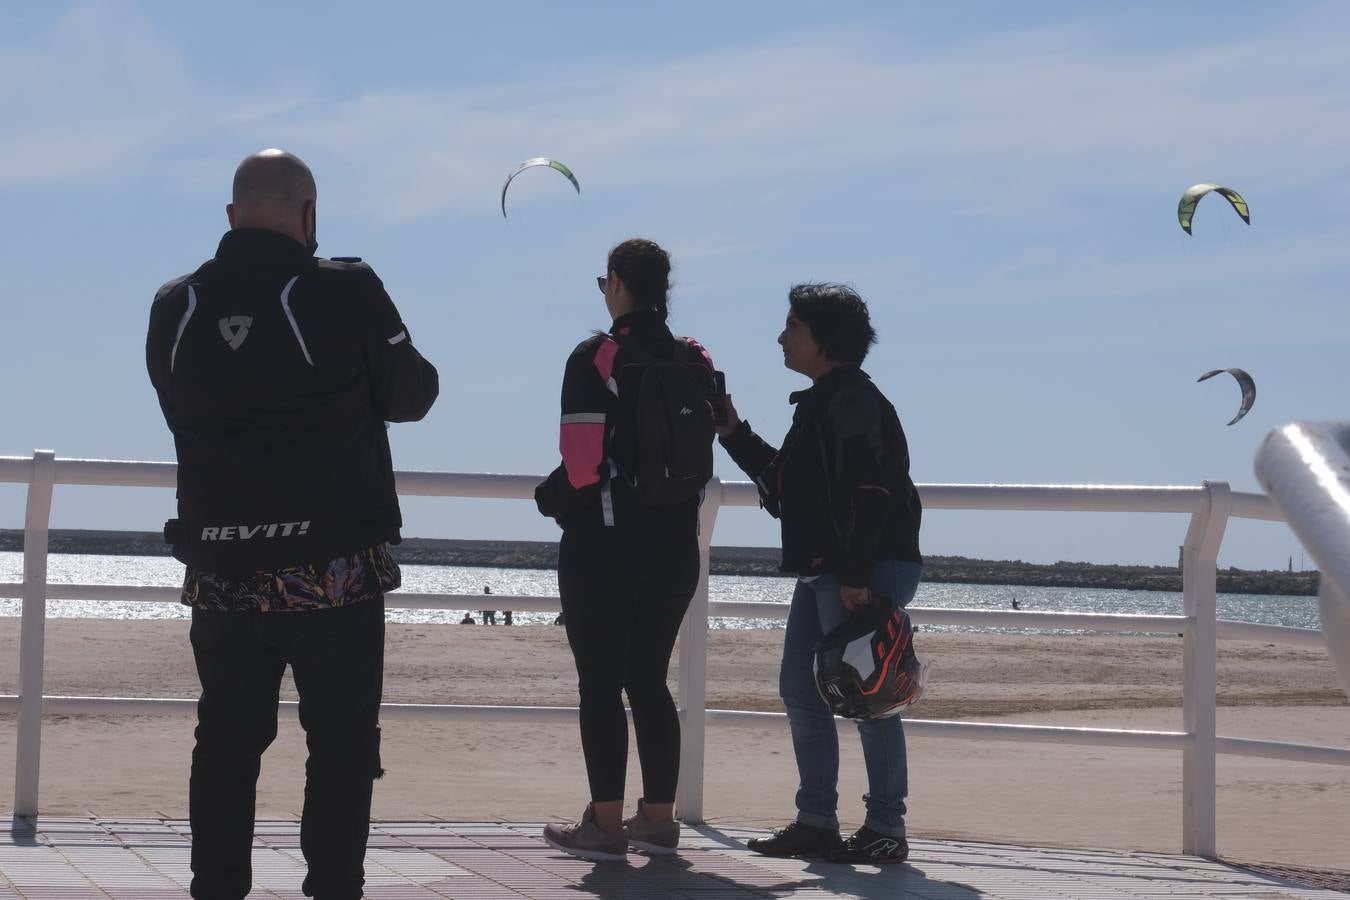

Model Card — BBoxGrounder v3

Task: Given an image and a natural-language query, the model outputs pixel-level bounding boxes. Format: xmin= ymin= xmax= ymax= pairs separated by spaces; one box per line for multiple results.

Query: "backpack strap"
xmin=610 ymin=332 xmax=691 ymax=366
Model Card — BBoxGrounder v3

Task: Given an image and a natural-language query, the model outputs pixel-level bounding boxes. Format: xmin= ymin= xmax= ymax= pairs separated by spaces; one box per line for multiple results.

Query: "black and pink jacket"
xmin=534 ymin=308 xmax=716 ymax=534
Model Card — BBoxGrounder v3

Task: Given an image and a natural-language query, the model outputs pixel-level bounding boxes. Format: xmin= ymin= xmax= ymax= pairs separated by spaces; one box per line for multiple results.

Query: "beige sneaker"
xmin=542 ymin=804 xmax=628 ymax=862
xmin=624 ymin=800 xmax=679 ymax=854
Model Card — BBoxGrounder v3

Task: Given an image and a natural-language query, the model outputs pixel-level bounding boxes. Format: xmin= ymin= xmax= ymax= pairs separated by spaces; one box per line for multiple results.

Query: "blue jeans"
xmin=780 ymin=560 xmax=922 ymax=838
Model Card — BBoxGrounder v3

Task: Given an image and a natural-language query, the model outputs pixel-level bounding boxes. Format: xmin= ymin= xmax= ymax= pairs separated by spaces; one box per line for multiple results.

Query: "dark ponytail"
xmin=607 ymin=238 xmax=672 ymax=320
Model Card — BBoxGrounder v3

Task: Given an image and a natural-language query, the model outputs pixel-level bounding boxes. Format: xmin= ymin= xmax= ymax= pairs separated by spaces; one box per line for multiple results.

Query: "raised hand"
xmin=714 ymin=392 xmax=742 ymax=439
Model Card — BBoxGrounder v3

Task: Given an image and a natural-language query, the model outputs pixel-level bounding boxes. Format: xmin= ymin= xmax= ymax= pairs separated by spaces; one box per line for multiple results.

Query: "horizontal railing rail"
xmin=0 ymin=451 xmax=1340 ymax=861
xmin=0 ymin=455 xmax=1277 ymax=512
xmin=3 ymin=697 xmax=1348 ymax=767
xmin=0 ymin=583 xmax=1326 ymax=643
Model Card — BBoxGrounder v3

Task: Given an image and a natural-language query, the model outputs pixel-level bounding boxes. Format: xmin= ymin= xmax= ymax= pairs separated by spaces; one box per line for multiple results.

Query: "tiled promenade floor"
xmin=1 ymin=818 xmax=1346 ymax=899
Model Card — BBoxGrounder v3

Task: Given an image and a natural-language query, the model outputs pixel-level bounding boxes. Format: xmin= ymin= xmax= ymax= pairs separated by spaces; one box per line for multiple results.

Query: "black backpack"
xmin=608 ymin=334 xmax=715 ymax=506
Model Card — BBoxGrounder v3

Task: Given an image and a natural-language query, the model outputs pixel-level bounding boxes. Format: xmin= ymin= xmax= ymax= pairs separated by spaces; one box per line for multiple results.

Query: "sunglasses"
xmin=596 ymin=275 xmax=608 ymax=293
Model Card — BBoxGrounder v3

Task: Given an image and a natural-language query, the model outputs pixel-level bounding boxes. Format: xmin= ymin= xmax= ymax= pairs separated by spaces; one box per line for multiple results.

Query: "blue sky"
xmin=2 ymin=2 xmax=1347 ymax=568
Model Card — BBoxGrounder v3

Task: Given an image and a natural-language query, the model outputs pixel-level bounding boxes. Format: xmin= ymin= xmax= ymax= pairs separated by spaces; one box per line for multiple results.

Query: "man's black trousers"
xmin=188 ymin=598 xmax=384 ymax=900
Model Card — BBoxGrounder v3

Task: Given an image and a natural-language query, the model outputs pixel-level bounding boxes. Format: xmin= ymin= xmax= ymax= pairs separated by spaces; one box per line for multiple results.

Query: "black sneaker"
xmin=746 ymin=821 xmax=842 ymax=858
xmin=829 ymin=826 xmax=909 ymax=865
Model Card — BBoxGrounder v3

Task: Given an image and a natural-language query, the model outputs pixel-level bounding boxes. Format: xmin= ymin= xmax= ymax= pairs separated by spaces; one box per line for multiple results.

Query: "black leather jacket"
xmin=147 ymin=228 xmax=439 ymax=573
xmin=720 ymin=366 xmax=921 ymax=586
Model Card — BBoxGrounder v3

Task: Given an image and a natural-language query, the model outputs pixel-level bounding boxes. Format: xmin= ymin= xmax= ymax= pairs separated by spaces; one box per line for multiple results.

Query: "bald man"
xmin=147 ymin=149 xmax=439 ymax=900
xmin=228 ymin=148 xmax=320 ymax=252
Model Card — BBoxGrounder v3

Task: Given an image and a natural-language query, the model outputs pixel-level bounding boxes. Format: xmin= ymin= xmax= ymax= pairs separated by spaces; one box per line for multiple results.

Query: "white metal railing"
xmin=1256 ymin=421 xmax=1350 ymax=696
xmin=2 ymin=451 xmax=1347 ymax=860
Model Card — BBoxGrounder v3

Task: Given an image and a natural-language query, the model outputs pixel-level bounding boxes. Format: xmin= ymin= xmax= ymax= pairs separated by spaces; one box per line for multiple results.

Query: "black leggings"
xmin=558 ymin=528 xmax=699 ymax=804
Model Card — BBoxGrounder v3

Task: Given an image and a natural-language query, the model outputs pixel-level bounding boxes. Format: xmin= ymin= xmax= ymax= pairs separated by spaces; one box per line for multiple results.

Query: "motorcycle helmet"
xmin=814 ymin=603 xmax=926 ymax=720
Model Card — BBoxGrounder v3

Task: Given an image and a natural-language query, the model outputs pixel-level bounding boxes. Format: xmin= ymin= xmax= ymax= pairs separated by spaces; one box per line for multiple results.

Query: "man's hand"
xmin=841 ymin=585 xmax=875 ymax=613
xmin=713 ymin=392 xmax=742 ymax=439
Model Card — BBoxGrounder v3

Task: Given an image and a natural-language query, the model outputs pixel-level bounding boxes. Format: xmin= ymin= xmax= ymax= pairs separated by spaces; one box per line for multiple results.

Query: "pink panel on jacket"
xmin=593 ymin=337 xmax=620 ymax=382
xmin=561 ymin=423 xmax=605 ymax=488
xmin=687 ymin=337 xmax=715 ymax=370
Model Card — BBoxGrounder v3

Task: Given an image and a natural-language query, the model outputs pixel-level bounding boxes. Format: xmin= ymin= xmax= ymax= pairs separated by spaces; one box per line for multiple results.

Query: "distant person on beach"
xmin=1011 ymin=597 xmax=1020 ymax=610
xmin=146 ymin=149 xmax=439 ymax=900
xmin=535 ymin=238 xmax=720 ymax=860
xmin=504 ymin=610 xmax=513 ymax=626
xmin=482 ymin=610 xmax=497 ymax=625
xmin=715 ymin=283 xmax=923 ymax=865
xmin=460 ymin=613 xmax=476 ymax=624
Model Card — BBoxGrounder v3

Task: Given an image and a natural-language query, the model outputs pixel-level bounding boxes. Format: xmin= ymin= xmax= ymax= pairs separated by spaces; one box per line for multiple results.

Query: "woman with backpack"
xmin=534 ymin=238 xmax=718 ymax=861
xmin=715 ymin=283 xmax=923 ymax=865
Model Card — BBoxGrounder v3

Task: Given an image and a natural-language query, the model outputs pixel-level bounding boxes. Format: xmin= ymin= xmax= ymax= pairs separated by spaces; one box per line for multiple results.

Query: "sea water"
xmin=0 ymin=551 xmax=1320 ymax=632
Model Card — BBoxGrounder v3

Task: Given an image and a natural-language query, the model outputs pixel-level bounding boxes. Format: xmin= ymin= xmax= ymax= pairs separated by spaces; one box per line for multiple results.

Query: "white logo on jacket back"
xmin=201 ymin=521 xmax=310 ymax=541
xmin=218 ymin=316 xmax=253 ymax=350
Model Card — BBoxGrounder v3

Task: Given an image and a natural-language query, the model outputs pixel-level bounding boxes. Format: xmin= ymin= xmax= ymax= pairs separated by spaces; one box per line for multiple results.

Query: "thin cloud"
xmin=937 ymin=226 xmax=1350 ymax=310
xmin=5 ymin=4 xmax=1349 ymax=226
xmin=0 ymin=4 xmax=299 ymax=187
xmin=269 ymin=10 xmax=1350 ymax=223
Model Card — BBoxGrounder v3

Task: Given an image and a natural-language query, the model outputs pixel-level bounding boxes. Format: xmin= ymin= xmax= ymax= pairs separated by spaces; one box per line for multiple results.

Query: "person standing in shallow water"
xmin=146 ymin=149 xmax=439 ymax=900
xmin=716 ymin=283 xmax=923 ymax=865
xmin=534 ymin=238 xmax=719 ymax=861
xmin=482 ymin=585 xmax=497 ymax=624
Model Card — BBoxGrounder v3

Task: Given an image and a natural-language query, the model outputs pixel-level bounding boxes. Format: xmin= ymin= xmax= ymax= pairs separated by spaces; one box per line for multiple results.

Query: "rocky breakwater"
xmin=921 ymin=556 xmax=1319 ymax=596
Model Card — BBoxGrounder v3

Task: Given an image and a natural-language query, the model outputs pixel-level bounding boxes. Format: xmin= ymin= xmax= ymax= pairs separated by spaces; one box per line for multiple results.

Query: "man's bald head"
xmin=226 ymin=149 xmax=319 ymax=250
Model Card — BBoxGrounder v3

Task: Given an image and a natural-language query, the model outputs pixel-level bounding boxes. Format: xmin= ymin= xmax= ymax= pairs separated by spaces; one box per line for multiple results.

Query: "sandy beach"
xmin=1 ymin=618 xmax=1347 ymax=870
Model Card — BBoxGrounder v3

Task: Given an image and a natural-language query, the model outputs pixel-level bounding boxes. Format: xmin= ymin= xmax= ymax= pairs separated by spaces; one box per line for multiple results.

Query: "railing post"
xmin=1255 ymin=422 xmax=1350 ymax=698
xmin=13 ymin=450 xmax=55 ymax=831
xmin=1318 ymin=579 xmax=1350 ymax=700
xmin=1180 ymin=479 xmax=1230 ymax=858
xmin=676 ymin=477 xmax=720 ymax=824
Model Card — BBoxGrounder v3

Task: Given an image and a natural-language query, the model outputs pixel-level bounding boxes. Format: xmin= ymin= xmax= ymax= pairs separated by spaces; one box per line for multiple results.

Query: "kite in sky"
xmin=501 ymin=158 xmax=580 ymax=217
xmin=1197 ymin=368 xmax=1256 ymax=425
xmin=1177 ymin=184 xmax=1250 ymax=235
